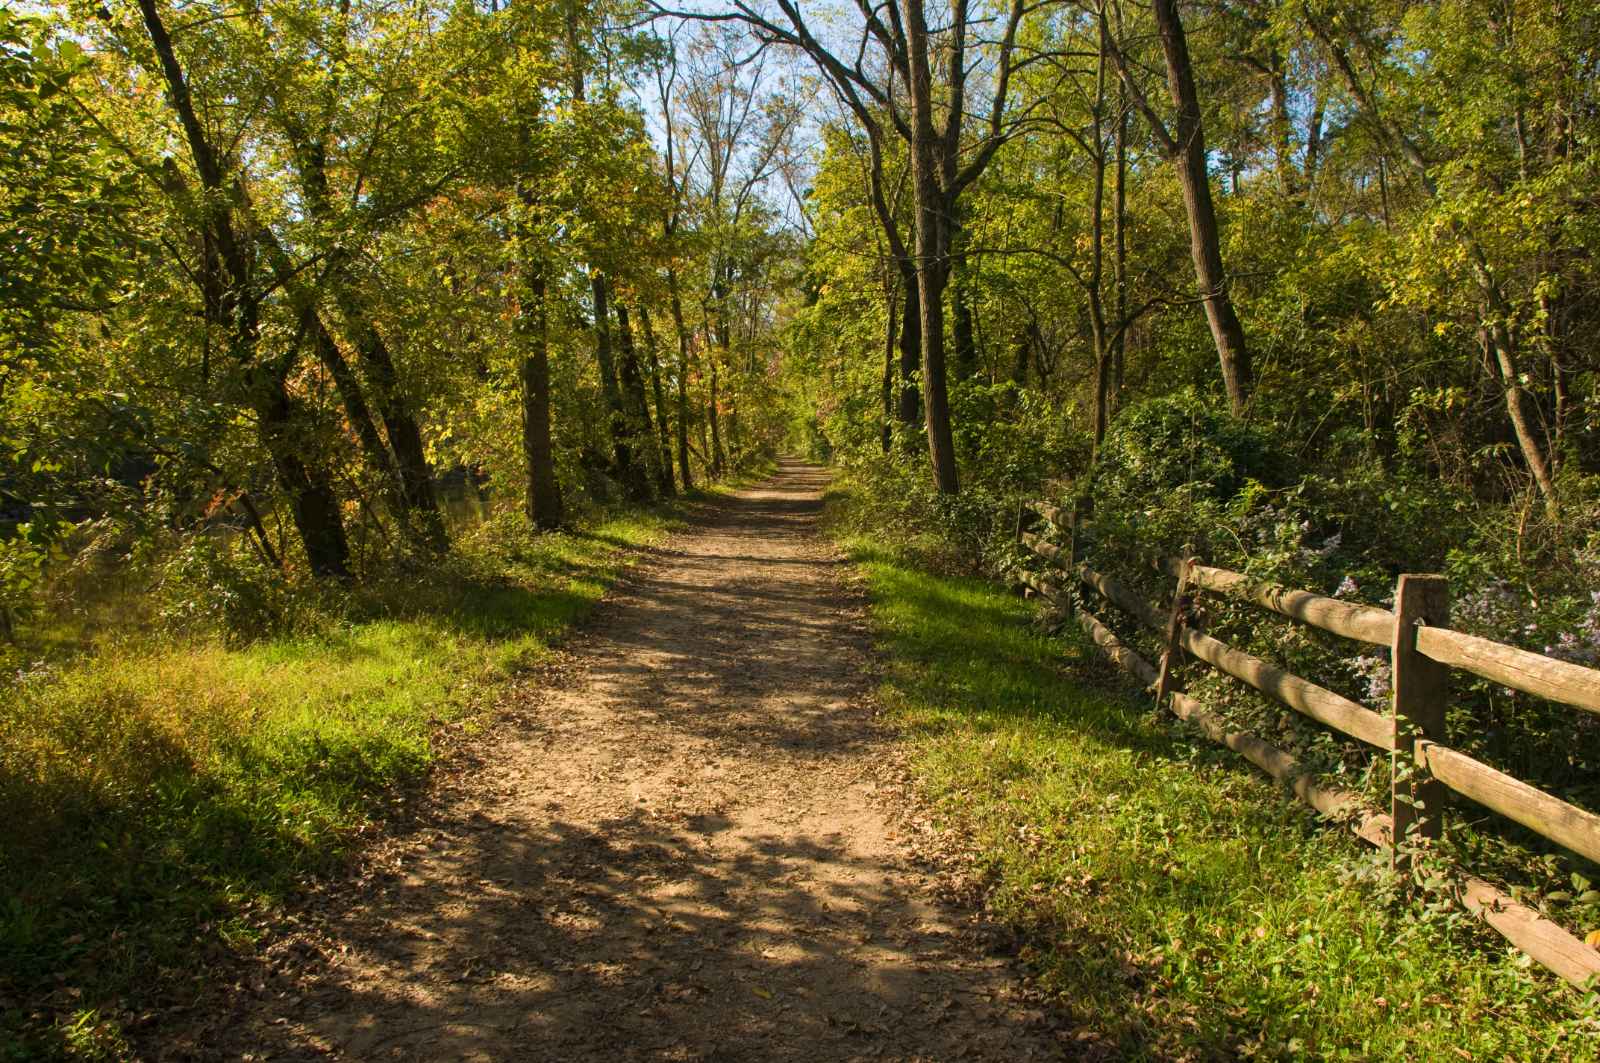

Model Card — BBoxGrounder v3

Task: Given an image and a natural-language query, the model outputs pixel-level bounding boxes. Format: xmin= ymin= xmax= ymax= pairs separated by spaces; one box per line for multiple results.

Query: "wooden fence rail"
xmin=1015 ymin=501 xmax=1600 ymax=990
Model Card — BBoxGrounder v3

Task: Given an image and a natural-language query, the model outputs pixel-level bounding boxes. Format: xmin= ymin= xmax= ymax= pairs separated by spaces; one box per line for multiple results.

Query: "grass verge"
xmin=839 ymin=525 xmax=1599 ymax=1059
xmin=0 ymin=503 xmax=686 ymax=1059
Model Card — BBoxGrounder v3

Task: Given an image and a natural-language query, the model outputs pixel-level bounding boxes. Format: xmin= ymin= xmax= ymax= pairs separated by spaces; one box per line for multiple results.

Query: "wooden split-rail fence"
xmin=1015 ymin=500 xmax=1600 ymax=989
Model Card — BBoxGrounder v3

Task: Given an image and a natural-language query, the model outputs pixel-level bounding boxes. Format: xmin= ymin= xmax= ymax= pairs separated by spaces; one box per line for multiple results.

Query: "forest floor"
xmin=166 ymin=459 xmax=1064 ymax=1061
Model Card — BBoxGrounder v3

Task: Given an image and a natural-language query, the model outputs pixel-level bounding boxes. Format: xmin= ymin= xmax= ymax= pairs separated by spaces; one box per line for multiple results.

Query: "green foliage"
xmin=0 ymin=522 xmax=60 ymax=639
xmin=149 ymin=535 xmax=318 ymax=642
xmin=1094 ymin=390 xmax=1289 ymax=505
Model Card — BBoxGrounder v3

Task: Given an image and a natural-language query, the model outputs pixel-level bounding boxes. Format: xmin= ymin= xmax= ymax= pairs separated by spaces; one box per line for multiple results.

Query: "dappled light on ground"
xmin=188 ymin=461 xmax=1060 ymax=1060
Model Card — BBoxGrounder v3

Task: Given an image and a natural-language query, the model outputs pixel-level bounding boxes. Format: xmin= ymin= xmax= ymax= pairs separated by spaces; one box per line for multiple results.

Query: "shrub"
xmin=150 ymin=533 xmax=322 ymax=643
xmin=1093 ymin=389 xmax=1291 ymax=508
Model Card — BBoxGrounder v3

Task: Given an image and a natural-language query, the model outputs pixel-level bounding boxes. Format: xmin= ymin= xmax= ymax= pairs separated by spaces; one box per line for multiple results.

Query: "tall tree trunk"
xmin=590 ymin=272 xmax=622 ymax=413
xmin=301 ymin=303 xmax=398 ymax=506
xmin=330 ymin=289 xmax=448 ymax=551
xmin=697 ymin=412 xmax=711 ymax=478
xmin=612 ymin=303 xmax=657 ymax=503
xmin=1090 ymin=9 xmax=1112 ymax=457
xmin=1010 ymin=323 xmax=1030 ymax=387
xmin=1151 ymin=0 xmax=1252 ymax=414
xmin=136 ymin=0 xmax=348 ymax=577
xmin=1268 ymin=55 xmax=1296 ymax=197
xmin=707 ymin=283 xmax=731 ymax=478
xmin=518 ymin=261 xmax=563 ymax=530
xmin=250 ymin=229 xmax=395 ymax=506
xmin=667 ymin=269 xmax=694 ymax=490
xmin=896 ymin=263 xmax=922 ymax=430
xmin=638 ymin=305 xmax=677 ymax=497
xmin=247 ymin=363 xmax=351 ymax=578
xmin=1117 ymin=0 xmax=1253 ymax=414
xmin=952 ymin=285 xmax=978 ymax=382
xmin=708 ymin=354 xmax=726 ymax=478
xmin=951 ymin=240 xmax=978 ymax=381
xmin=904 ymin=0 xmax=959 ymax=493
xmin=1113 ymin=40 xmax=1129 ymax=400
xmin=1304 ymin=87 xmax=1325 ymax=187
xmin=276 ymin=92 xmax=448 ymax=552
xmin=882 ymin=283 xmax=898 ymax=453
xmin=591 ymin=272 xmax=646 ymax=498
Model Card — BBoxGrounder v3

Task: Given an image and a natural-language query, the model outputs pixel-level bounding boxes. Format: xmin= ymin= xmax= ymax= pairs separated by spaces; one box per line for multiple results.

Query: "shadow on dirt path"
xmin=185 ymin=460 xmax=1064 ymax=1061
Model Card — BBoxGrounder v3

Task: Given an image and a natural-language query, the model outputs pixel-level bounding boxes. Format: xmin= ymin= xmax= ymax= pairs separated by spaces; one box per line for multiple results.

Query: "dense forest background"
xmin=4 ymin=0 xmax=1597 ymax=661
xmin=2 ymin=0 xmax=1599 ymax=1054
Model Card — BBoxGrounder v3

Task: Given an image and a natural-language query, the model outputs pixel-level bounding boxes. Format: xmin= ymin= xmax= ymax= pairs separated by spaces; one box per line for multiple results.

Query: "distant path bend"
xmin=206 ymin=459 xmax=1058 ymax=1061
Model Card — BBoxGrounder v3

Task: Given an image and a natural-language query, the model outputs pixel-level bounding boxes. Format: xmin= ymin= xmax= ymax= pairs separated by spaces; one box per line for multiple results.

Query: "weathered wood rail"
xmin=1016 ymin=501 xmax=1600 ymax=989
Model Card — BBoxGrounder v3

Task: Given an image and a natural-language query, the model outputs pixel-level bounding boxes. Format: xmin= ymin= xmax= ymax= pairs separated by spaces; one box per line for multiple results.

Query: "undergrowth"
xmin=0 ymin=502 xmax=685 ymax=1059
xmin=834 ymin=498 xmax=1600 ymax=1059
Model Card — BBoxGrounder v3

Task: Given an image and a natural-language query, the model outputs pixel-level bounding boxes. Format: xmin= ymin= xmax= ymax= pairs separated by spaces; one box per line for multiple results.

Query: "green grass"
xmin=840 ymin=528 xmax=1600 ymax=1059
xmin=0 ymin=506 xmax=681 ymax=1059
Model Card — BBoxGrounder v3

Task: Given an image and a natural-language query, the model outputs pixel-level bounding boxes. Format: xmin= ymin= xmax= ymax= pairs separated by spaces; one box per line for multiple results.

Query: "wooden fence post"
xmin=1066 ymin=498 xmax=1084 ymax=569
xmin=1391 ymin=574 xmax=1451 ymax=876
xmin=1154 ymin=552 xmax=1194 ymax=705
xmin=1070 ymin=499 xmax=1090 ymax=611
xmin=1012 ymin=501 xmax=1038 ymax=597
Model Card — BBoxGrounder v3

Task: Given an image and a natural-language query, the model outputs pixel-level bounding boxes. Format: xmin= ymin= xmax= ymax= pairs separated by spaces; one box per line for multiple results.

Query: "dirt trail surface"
xmin=193 ymin=460 xmax=1060 ymax=1061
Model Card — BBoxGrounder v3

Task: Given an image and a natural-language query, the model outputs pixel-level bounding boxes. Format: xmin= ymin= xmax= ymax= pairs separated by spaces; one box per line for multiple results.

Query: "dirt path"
xmin=198 ymin=460 xmax=1059 ymax=1061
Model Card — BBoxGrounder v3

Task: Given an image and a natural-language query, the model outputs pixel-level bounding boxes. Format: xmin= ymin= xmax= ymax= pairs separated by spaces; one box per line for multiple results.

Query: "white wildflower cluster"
xmin=1546 ymin=592 xmax=1600 ymax=667
xmin=1350 ymin=651 xmax=1392 ymax=704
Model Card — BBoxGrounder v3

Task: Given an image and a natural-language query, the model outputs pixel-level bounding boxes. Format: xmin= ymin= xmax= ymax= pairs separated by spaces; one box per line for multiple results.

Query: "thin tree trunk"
xmin=1484 ymin=323 xmax=1559 ymax=507
xmin=897 ymin=263 xmax=922 ymax=430
xmin=591 ymin=272 xmax=647 ymax=498
xmin=301 ymin=303 xmax=399 ymax=508
xmin=1150 ymin=0 xmax=1252 ymax=414
xmin=331 ymin=290 xmax=448 ymax=551
xmin=1090 ymin=13 xmax=1111 ymax=458
xmin=1011 ymin=323 xmax=1029 ymax=387
xmin=249 ymin=228 xmax=394 ymax=505
xmin=1113 ymin=69 xmax=1128 ymax=400
xmin=882 ymin=283 xmax=898 ymax=453
xmin=667 ymin=269 xmax=694 ymax=490
xmin=233 ymin=490 xmax=281 ymax=570
xmin=518 ymin=260 xmax=563 ymax=529
xmin=1084 ymin=38 xmax=1112 ymax=527
xmin=710 ymin=271 xmax=733 ymax=475
xmin=247 ymin=363 xmax=351 ymax=578
xmin=708 ymin=355 xmax=726 ymax=478
xmin=904 ymin=0 xmax=960 ymax=493
xmin=951 ymin=251 xmax=978 ymax=380
xmin=276 ymin=90 xmax=448 ymax=552
xmin=1268 ymin=55 xmax=1296 ymax=197
xmin=613 ymin=304 xmax=658 ymax=503
xmin=638 ymin=305 xmax=677 ymax=497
